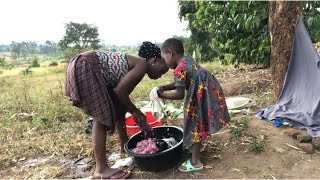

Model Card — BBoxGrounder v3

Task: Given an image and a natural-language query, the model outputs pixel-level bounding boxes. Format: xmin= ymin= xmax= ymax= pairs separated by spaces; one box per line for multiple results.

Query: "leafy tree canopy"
xmin=179 ymin=1 xmax=320 ymax=66
xmin=59 ymin=22 xmax=101 ymax=60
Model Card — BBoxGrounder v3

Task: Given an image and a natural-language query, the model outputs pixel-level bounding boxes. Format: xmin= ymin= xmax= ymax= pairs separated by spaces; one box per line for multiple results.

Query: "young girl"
xmin=158 ymin=38 xmax=230 ymax=172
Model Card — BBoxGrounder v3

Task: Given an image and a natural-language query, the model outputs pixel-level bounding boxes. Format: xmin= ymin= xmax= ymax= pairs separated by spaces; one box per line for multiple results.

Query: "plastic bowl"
xmin=124 ymin=126 xmax=183 ymax=172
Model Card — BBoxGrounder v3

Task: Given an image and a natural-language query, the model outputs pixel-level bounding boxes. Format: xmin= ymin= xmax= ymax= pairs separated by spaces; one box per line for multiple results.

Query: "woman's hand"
xmin=132 ymin=109 xmax=146 ymax=125
xmin=132 ymin=110 xmax=154 ymax=139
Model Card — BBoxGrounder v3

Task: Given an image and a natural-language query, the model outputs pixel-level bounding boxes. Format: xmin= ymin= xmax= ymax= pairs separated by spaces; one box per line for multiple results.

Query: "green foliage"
xmin=40 ymin=40 xmax=59 ymax=55
xmin=192 ymin=44 xmax=202 ymax=62
xmin=0 ymin=57 xmax=6 ymax=68
xmin=179 ymin=1 xmax=320 ymax=66
xmin=179 ymin=1 xmax=270 ymax=66
xmin=49 ymin=61 xmax=59 ymax=67
xmin=228 ymin=117 xmax=267 ymax=154
xmin=59 ymin=22 xmax=101 ymax=60
xmin=10 ymin=41 xmax=38 ymax=59
xmin=49 ymin=68 xmax=65 ymax=74
xmin=220 ymin=54 xmax=235 ymax=66
xmin=179 ymin=1 xmax=216 ymax=61
xmin=173 ymin=36 xmax=194 ymax=57
xmin=258 ymin=92 xmax=272 ymax=106
xmin=302 ymin=1 xmax=320 ymax=42
xmin=248 ymin=134 xmax=266 ymax=154
xmin=228 ymin=117 xmax=249 ymax=140
xmin=21 ymin=67 xmax=33 ymax=75
xmin=30 ymin=56 xmax=40 ymax=67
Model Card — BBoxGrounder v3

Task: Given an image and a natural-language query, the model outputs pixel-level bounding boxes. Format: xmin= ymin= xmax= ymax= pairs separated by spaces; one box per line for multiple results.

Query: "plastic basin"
xmin=124 ymin=126 xmax=183 ymax=172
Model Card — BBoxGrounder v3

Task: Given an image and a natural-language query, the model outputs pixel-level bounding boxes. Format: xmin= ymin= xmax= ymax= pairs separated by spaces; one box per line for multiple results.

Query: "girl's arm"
xmin=159 ymin=82 xmax=176 ymax=91
xmin=158 ymin=86 xmax=185 ymax=100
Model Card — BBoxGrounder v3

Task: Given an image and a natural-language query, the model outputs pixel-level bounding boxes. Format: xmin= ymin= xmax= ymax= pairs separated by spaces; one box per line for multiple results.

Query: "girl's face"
xmin=161 ymin=50 xmax=176 ymax=69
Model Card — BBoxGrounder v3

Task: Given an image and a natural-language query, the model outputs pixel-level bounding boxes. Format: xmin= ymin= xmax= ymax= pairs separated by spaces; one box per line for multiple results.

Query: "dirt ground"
xmin=4 ymin=66 xmax=320 ymax=179
xmin=127 ymin=119 xmax=320 ymax=179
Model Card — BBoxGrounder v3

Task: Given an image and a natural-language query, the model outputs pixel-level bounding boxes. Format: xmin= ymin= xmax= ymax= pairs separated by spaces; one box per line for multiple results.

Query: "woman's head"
xmin=161 ymin=38 xmax=184 ymax=69
xmin=138 ymin=41 xmax=169 ymax=79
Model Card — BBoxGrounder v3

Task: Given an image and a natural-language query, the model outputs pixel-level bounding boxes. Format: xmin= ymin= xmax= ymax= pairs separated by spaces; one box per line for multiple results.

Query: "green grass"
xmin=228 ymin=117 xmax=267 ymax=154
xmin=0 ymin=59 xmax=231 ymax=178
xmin=228 ymin=117 xmax=249 ymax=140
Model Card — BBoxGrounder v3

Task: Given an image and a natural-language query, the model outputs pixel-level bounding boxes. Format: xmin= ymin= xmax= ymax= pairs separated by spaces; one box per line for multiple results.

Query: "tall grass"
xmin=0 ymin=64 xmax=90 ymax=174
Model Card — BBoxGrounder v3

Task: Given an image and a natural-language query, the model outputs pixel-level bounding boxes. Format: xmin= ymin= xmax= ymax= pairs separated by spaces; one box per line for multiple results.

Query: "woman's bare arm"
xmin=115 ymin=59 xmax=147 ymax=114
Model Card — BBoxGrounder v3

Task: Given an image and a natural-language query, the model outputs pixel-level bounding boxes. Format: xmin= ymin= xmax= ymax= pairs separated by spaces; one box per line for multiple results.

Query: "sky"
xmin=0 ymin=0 xmax=190 ymax=46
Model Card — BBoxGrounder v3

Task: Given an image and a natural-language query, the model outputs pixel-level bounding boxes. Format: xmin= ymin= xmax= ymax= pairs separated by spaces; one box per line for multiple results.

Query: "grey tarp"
xmin=258 ymin=17 xmax=320 ymax=137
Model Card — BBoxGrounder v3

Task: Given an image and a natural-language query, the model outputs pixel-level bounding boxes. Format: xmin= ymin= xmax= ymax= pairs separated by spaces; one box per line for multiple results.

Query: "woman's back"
xmin=96 ymin=51 xmax=129 ymax=88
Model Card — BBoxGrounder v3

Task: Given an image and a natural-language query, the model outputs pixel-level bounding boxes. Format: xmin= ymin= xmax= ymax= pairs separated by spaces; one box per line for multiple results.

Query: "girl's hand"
xmin=159 ymin=86 xmax=165 ymax=92
xmin=157 ymin=89 xmax=164 ymax=98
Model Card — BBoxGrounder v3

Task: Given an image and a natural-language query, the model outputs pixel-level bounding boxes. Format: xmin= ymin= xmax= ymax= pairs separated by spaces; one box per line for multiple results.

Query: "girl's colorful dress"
xmin=173 ymin=57 xmax=230 ymax=148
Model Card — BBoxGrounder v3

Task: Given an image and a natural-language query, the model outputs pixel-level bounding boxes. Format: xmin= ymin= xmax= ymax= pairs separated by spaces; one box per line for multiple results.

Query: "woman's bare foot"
xmin=93 ymin=167 xmax=130 ymax=179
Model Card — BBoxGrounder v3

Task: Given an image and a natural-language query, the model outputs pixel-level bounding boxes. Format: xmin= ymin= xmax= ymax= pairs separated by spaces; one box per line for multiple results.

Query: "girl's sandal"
xmin=179 ymin=159 xmax=203 ymax=173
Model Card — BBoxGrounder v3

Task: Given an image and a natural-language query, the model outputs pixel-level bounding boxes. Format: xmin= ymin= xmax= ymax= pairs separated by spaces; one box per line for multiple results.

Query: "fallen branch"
xmin=284 ymin=143 xmax=302 ymax=151
xmin=270 ymin=174 xmax=277 ymax=180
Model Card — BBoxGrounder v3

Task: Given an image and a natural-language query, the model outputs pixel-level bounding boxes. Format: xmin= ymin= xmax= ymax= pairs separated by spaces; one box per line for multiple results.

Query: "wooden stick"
xmin=284 ymin=143 xmax=302 ymax=151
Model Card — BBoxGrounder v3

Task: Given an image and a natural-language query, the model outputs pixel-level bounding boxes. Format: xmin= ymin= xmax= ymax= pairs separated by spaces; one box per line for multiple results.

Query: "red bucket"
xmin=125 ymin=112 xmax=163 ymax=137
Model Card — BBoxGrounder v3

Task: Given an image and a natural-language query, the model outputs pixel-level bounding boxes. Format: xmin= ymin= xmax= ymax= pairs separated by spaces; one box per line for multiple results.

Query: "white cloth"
xmin=149 ymin=87 xmax=163 ymax=115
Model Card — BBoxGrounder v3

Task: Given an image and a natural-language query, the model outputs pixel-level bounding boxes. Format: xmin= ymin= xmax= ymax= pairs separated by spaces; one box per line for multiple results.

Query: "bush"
xmin=228 ymin=117 xmax=249 ymax=140
xmin=30 ymin=56 xmax=40 ymax=67
xmin=0 ymin=57 xmax=6 ymax=68
xmin=248 ymin=134 xmax=266 ymax=154
xmin=49 ymin=61 xmax=59 ymax=67
xmin=21 ymin=67 xmax=33 ymax=75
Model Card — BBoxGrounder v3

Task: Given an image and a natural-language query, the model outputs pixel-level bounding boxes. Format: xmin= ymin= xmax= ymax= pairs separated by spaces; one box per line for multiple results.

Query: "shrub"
xmin=228 ymin=117 xmax=249 ymax=140
xmin=30 ymin=56 xmax=40 ymax=67
xmin=49 ymin=61 xmax=59 ymax=67
xmin=21 ymin=67 xmax=33 ymax=75
xmin=0 ymin=57 xmax=6 ymax=68
xmin=248 ymin=134 xmax=266 ymax=154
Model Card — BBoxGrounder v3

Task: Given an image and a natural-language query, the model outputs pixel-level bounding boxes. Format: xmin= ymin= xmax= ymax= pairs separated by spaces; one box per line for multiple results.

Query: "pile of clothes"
xmin=132 ymin=138 xmax=159 ymax=154
xmin=132 ymin=137 xmax=178 ymax=155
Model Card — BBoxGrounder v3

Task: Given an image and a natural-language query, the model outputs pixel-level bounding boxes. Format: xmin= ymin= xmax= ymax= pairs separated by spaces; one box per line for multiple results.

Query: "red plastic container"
xmin=125 ymin=112 xmax=163 ymax=137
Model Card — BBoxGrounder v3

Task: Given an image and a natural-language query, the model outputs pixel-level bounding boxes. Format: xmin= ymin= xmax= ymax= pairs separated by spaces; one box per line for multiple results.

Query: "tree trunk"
xmin=269 ymin=1 xmax=302 ymax=100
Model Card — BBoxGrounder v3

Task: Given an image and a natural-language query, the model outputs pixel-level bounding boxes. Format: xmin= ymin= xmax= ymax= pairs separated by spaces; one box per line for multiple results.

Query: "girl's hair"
xmin=138 ymin=41 xmax=161 ymax=60
xmin=161 ymin=38 xmax=184 ymax=55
